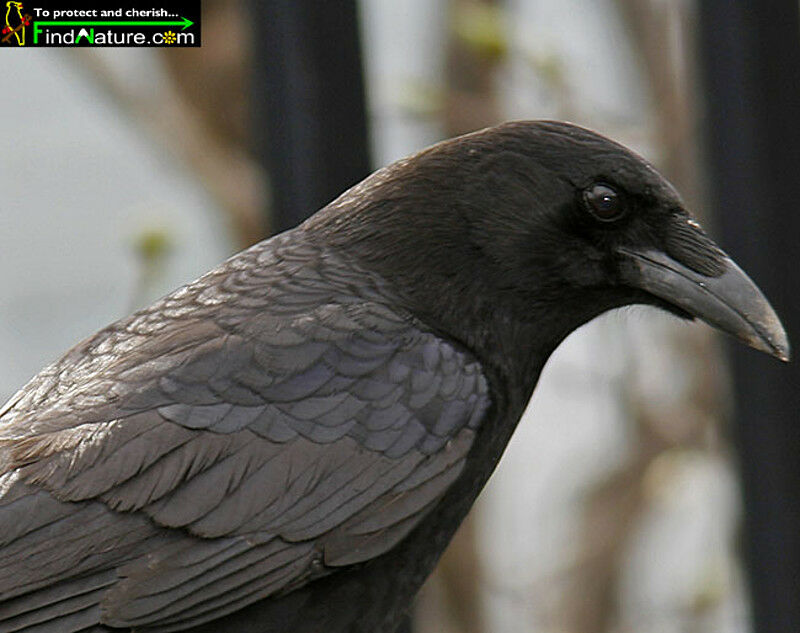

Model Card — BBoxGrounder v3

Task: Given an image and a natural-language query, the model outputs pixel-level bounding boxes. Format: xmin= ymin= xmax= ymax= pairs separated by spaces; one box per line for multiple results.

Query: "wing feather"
xmin=0 ymin=234 xmax=490 ymax=631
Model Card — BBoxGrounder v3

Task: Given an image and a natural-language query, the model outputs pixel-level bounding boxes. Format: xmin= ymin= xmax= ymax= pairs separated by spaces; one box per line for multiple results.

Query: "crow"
xmin=0 ymin=121 xmax=788 ymax=633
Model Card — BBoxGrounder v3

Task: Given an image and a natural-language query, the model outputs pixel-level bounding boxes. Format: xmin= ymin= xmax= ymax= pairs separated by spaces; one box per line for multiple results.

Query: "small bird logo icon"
xmin=2 ymin=1 xmax=30 ymax=46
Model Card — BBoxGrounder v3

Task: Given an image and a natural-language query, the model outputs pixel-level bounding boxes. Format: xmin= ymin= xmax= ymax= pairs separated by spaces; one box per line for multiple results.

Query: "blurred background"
xmin=0 ymin=2 xmax=797 ymax=632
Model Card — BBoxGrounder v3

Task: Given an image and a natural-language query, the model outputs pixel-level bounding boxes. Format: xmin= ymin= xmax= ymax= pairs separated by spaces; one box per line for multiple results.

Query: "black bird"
xmin=0 ymin=121 xmax=788 ymax=633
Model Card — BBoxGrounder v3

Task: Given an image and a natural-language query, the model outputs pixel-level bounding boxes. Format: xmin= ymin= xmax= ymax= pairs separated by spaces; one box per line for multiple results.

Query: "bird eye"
xmin=583 ymin=183 xmax=625 ymax=222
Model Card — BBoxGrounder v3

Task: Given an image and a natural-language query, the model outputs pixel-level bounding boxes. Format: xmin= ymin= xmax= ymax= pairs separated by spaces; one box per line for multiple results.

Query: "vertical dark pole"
xmin=250 ymin=0 xmax=372 ymax=234
xmin=697 ymin=2 xmax=800 ymax=632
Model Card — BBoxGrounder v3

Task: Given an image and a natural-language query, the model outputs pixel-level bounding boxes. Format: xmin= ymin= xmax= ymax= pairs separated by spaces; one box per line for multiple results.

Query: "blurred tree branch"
xmin=616 ymin=0 xmax=705 ymax=212
xmin=67 ymin=0 xmax=265 ymax=248
xmin=557 ymin=3 xmax=730 ymax=632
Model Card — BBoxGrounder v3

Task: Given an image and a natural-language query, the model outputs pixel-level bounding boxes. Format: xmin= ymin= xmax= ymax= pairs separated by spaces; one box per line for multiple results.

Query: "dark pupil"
xmin=588 ymin=185 xmax=620 ymax=219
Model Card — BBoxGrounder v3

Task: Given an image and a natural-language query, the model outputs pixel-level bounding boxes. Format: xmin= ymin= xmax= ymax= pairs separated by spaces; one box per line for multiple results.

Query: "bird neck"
xmin=303 ymin=194 xmax=610 ymax=402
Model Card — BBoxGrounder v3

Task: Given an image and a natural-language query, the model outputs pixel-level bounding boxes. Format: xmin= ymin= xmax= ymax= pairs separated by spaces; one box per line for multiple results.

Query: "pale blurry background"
xmin=0 ymin=2 xmax=797 ymax=633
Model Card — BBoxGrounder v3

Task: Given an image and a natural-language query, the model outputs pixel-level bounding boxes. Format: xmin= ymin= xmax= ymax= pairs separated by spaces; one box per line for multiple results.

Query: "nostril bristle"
xmin=665 ymin=217 xmax=728 ymax=277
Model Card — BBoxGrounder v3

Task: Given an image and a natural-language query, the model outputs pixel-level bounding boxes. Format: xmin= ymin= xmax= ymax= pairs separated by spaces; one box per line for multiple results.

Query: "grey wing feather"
xmin=0 ymin=233 xmax=490 ymax=632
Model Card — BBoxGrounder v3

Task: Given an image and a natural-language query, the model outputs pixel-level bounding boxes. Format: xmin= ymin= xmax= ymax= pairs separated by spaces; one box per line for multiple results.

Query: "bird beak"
xmin=618 ymin=247 xmax=790 ymax=362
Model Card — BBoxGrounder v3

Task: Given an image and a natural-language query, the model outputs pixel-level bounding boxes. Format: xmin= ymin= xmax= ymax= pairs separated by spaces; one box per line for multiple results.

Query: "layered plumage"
xmin=0 ymin=121 xmax=787 ymax=632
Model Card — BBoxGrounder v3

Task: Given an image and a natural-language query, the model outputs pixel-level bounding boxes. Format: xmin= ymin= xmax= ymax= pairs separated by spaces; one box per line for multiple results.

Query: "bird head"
xmin=309 ymin=120 xmax=789 ymax=369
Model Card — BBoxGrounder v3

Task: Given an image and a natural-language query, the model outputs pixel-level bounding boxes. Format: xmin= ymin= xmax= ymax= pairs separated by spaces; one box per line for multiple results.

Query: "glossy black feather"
xmin=0 ymin=231 xmax=488 ymax=632
xmin=0 ymin=120 xmax=746 ymax=633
